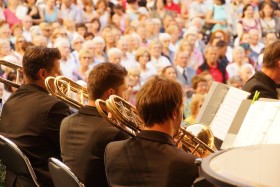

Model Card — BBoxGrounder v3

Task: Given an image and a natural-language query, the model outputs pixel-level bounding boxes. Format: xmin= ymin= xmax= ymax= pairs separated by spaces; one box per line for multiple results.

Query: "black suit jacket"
xmin=60 ymin=105 xmax=129 ymax=187
xmin=0 ymin=84 xmax=71 ymax=187
xmin=243 ymin=71 xmax=278 ymax=100
xmin=105 ymin=130 xmax=199 ymax=187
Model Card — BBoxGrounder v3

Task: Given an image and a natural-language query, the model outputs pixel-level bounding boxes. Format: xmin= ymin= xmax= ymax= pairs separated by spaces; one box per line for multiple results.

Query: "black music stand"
xmin=48 ymin=158 xmax=84 ymax=187
xmin=0 ymin=135 xmax=40 ymax=187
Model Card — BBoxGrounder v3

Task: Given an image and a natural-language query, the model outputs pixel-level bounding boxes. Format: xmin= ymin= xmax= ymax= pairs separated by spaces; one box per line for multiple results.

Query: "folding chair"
xmin=48 ymin=157 xmax=84 ymax=187
xmin=0 ymin=135 xmax=40 ymax=187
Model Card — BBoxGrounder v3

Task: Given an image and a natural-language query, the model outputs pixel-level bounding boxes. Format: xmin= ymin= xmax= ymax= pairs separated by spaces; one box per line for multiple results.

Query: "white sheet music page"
xmin=210 ymin=87 xmax=250 ymax=141
xmin=234 ymin=101 xmax=280 ymax=147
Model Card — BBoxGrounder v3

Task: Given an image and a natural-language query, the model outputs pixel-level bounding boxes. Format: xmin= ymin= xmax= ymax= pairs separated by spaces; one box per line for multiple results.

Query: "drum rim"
xmin=200 ymin=149 xmax=254 ymax=187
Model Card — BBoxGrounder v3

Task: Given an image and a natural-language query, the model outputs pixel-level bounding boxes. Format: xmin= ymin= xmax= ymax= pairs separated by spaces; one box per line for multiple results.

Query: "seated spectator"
xmin=226 ymin=46 xmax=255 ymax=78
xmin=227 ymin=75 xmax=243 ymax=89
xmin=92 ymin=36 xmax=107 ymax=64
xmin=161 ymin=65 xmax=178 ymax=81
xmin=26 ymin=0 xmax=44 ymax=25
xmin=148 ymin=39 xmax=171 ymax=72
xmin=184 ymin=94 xmax=205 ymax=126
xmin=55 ymin=38 xmax=77 ymax=79
xmin=135 ymin=47 xmax=157 ymax=85
xmin=73 ymin=49 xmax=92 ymax=82
xmin=239 ymin=63 xmax=255 ymax=84
xmin=197 ymin=45 xmax=228 ymax=83
xmin=108 ymin=48 xmax=122 ymax=65
xmin=4 ymin=0 xmax=22 ymax=27
xmin=43 ymin=0 xmax=60 ymax=23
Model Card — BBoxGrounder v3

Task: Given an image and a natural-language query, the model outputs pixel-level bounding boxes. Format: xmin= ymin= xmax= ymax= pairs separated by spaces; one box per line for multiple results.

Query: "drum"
xmin=199 ymin=144 xmax=280 ymax=187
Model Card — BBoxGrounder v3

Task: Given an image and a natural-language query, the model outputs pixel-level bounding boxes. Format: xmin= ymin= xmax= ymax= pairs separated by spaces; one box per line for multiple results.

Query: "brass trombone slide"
xmin=45 ymin=76 xmax=88 ymax=109
xmin=0 ymin=60 xmax=22 ymax=88
xmin=96 ymin=95 xmax=216 ymax=158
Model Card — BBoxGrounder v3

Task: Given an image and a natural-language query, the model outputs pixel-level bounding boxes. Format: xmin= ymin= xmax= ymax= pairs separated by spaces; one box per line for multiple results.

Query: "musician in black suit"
xmin=60 ymin=63 xmax=130 ymax=187
xmin=105 ymin=76 xmax=199 ymax=187
xmin=0 ymin=46 xmax=71 ymax=186
xmin=243 ymin=41 xmax=280 ymax=100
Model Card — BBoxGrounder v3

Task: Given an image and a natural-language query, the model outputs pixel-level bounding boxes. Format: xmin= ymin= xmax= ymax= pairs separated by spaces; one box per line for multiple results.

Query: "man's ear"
xmin=104 ymin=88 xmax=115 ymax=99
xmin=38 ymin=69 xmax=47 ymax=80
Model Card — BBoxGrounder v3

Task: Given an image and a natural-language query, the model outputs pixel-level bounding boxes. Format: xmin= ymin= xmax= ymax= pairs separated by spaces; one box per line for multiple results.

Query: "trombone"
xmin=95 ymin=95 xmax=215 ymax=158
xmin=0 ymin=60 xmax=22 ymax=88
xmin=45 ymin=76 xmax=88 ymax=109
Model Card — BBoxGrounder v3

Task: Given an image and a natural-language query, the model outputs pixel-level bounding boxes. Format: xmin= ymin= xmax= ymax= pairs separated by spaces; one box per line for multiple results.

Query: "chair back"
xmin=0 ymin=135 xmax=40 ymax=187
xmin=48 ymin=158 xmax=84 ymax=187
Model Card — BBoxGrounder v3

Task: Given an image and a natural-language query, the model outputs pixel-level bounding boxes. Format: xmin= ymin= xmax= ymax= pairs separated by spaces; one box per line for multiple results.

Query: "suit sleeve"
xmin=46 ymin=101 xmax=71 ymax=153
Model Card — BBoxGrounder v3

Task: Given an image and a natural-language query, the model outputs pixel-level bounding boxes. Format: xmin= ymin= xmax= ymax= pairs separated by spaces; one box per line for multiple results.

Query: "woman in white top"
xmin=226 ymin=46 xmax=255 ymax=78
xmin=94 ymin=0 xmax=110 ymax=30
xmin=135 ymin=47 xmax=157 ymax=85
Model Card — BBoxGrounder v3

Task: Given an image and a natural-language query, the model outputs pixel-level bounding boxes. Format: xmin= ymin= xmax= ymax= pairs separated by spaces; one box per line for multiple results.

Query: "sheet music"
xmin=234 ymin=101 xmax=280 ymax=147
xmin=210 ymin=87 xmax=250 ymax=141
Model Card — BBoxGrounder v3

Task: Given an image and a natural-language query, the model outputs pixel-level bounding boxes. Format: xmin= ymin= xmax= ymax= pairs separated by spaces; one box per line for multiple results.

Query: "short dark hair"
xmin=136 ymin=76 xmax=183 ymax=126
xmin=263 ymin=41 xmax=280 ymax=68
xmin=22 ymin=46 xmax=61 ymax=81
xmin=87 ymin=63 xmax=127 ymax=100
xmin=4 ymin=72 xmax=17 ymax=92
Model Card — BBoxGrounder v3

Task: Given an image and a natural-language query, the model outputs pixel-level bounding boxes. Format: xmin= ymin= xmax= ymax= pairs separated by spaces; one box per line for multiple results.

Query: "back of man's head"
xmin=263 ymin=41 xmax=280 ymax=69
xmin=136 ymin=76 xmax=183 ymax=127
xmin=87 ymin=63 xmax=127 ymax=100
xmin=23 ymin=46 xmax=61 ymax=81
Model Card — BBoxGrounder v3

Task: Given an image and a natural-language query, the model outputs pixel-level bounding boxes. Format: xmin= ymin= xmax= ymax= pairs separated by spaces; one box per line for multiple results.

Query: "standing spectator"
xmin=60 ymin=0 xmax=83 ymax=23
xmin=43 ymin=0 xmax=60 ymax=23
xmin=197 ymin=45 xmax=228 ymax=83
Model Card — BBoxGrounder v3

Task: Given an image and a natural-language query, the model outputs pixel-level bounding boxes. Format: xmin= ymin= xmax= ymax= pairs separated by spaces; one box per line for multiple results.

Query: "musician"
xmin=60 ymin=63 xmax=130 ymax=187
xmin=0 ymin=46 xmax=71 ymax=186
xmin=243 ymin=41 xmax=280 ymax=99
xmin=105 ymin=76 xmax=199 ymax=187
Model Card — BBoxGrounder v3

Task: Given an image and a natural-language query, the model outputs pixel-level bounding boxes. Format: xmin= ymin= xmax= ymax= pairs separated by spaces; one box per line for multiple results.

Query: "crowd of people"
xmin=0 ymin=0 xmax=279 ymax=120
xmin=0 ymin=0 xmax=280 ymax=186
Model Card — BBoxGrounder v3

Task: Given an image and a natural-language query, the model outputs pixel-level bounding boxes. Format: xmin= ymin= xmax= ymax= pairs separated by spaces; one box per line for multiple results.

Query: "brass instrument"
xmin=95 ymin=95 xmax=144 ymax=137
xmin=0 ymin=60 xmax=22 ymax=88
xmin=176 ymin=124 xmax=215 ymax=157
xmin=96 ymin=95 xmax=215 ymax=157
xmin=45 ymin=76 xmax=88 ymax=109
